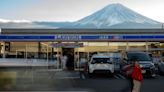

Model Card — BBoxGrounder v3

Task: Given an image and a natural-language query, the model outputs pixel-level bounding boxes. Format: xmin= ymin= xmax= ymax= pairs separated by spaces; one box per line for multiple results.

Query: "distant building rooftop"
xmin=1 ymin=28 xmax=164 ymax=34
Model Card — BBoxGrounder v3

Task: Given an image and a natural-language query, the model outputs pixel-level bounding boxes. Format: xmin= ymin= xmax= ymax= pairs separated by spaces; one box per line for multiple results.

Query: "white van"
xmin=88 ymin=54 xmax=115 ymax=75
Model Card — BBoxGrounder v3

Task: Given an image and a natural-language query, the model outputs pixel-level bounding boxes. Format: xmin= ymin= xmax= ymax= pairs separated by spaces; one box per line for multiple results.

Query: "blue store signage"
xmin=0 ymin=34 xmax=163 ymax=41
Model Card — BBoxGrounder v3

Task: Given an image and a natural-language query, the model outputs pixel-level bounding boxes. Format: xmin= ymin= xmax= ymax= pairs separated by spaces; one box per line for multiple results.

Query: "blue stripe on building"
xmin=0 ymin=34 xmax=164 ymax=41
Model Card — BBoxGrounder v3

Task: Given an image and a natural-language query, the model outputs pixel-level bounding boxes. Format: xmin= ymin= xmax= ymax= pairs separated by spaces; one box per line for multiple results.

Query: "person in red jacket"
xmin=132 ymin=59 xmax=143 ymax=92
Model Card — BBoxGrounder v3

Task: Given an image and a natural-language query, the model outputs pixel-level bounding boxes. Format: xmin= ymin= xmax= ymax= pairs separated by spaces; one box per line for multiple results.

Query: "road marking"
xmin=54 ymin=76 xmax=80 ymax=79
xmin=114 ymin=75 xmax=120 ymax=79
xmin=117 ymin=74 xmax=126 ymax=79
xmin=80 ymin=73 xmax=86 ymax=80
xmin=156 ymin=74 xmax=164 ymax=79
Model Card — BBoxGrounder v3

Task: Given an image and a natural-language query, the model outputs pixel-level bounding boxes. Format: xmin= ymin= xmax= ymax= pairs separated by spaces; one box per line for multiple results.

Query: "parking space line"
xmin=80 ymin=73 xmax=87 ymax=80
xmin=117 ymin=74 xmax=126 ymax=79
xmin=54 ymin=76 xmax=81 ymax=79
xmin=114 ymin=75 xmax=120 ymax=79
xmin=156 ymin=74 xmax=164 ymax=78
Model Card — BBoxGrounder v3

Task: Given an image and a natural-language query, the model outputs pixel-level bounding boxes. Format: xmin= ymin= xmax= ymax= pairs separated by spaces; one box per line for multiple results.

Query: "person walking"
xmin=62 ymin=55 xmax=67 ymax=70
xmin=132 ymin=59 xmax=143 ymax=92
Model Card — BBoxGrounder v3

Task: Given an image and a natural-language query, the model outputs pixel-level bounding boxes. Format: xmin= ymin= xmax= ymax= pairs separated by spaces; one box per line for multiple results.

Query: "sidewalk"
xmin=0 ymin=68 xmax=82 ymax=91
xmin=0 ymin=58 xmax=57 ymax=67
xmin=54 ymin=70 xmax=81 ymax=79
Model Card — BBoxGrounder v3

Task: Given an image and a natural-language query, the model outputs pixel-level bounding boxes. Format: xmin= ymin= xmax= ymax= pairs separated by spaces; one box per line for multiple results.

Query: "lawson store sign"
xmin=0 ymin=34 xmax=164 ymax=41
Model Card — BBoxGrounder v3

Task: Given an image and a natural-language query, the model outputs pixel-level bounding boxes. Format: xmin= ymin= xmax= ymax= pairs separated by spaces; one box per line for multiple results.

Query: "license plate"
xmin=142 ymin=70 xmax=146 ymax=73
xmin=95 ymin=64 xmax=108 ymax=69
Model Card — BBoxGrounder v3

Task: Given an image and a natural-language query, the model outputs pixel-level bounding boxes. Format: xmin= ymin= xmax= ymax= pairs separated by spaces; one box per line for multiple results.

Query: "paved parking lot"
xmin=0 ymin=68 xmax=164 ymax=92
xmin=77 ymin=73 xmax=164 ymax=92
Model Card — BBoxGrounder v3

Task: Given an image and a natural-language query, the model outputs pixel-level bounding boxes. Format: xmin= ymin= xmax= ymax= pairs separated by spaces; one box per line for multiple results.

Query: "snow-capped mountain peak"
xmin=74 ymin=3 xmax=161 ymax=28
xmin=0 ymin=3 xmax=162 ymax=29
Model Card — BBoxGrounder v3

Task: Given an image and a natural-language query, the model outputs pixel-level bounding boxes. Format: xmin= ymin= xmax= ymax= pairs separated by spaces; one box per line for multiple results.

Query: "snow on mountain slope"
xmin=0 ymin=3 xmax=162 ymax=29
xmin=73 ymin=3 xmax=161 ymax=28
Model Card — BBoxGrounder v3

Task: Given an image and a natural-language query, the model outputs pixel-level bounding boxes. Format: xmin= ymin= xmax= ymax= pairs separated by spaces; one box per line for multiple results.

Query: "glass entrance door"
xmin=62 ymin=48 xmax=74 ymax=70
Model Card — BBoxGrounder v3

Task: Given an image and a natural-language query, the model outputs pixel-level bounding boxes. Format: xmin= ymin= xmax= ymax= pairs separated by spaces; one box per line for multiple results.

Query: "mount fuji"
xmin=71 ymin=3 xmax=162 ymax=29
xmin=0 ymin=3 xmax=162 ymax=29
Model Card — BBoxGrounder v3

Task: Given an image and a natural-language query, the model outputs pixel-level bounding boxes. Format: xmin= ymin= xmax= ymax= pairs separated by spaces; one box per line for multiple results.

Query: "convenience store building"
xmin=0 ymin=28 xmax=164 ymax=68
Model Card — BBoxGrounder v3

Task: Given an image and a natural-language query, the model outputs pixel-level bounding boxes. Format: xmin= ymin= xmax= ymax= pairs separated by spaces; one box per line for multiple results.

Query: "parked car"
xmin=111 ymin=57 xmax=121 ymax=72
xmin=97 ymin=52 xmax=122 ymax=72
xmin=122 ymin=52 xmax=156 ymax=77
xmin=158 ymin=61 xmax=164 ymax=75
xmin=88 ymin=54 xmax=115 ymax=76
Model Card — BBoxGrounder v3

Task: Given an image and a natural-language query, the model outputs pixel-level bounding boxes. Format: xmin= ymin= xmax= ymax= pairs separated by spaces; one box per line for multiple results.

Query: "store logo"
xmin=99 ymin=35 xmax=108 ymax=39
xmin=56 ymin=34 xmax=81 ymax=40
xmin=113 ymin=35 xmax=122 ymax=40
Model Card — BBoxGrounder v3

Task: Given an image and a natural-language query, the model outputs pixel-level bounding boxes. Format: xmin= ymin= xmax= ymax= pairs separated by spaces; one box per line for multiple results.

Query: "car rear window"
xmin=127 ymin=53 xmax=151 ymax=61
xmin=92 ymin=58 xmax=110 ymax=63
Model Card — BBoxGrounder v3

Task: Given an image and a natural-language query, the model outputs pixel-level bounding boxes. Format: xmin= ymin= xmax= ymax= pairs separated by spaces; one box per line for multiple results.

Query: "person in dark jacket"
xmin=121 ymin=62 xmax=133 ymax=92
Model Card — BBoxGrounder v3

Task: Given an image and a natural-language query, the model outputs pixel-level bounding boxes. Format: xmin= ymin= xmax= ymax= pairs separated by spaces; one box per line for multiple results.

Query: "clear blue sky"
xmin=0 ymin=0 xmax=164 ymax=22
